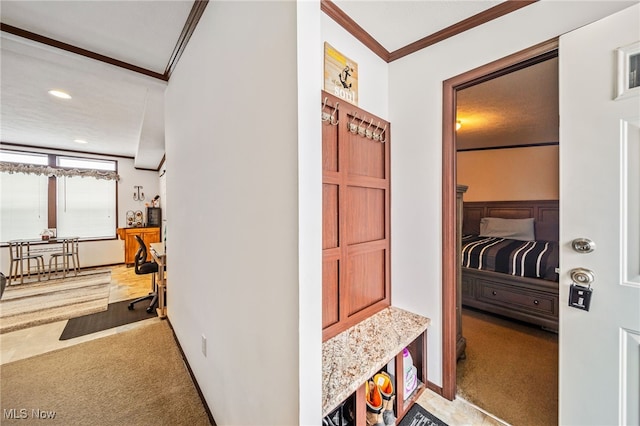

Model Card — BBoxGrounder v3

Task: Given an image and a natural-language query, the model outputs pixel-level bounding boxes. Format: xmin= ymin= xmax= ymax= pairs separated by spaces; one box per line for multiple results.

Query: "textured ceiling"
xmin=456 ymin=57 xmax=559 ymax=150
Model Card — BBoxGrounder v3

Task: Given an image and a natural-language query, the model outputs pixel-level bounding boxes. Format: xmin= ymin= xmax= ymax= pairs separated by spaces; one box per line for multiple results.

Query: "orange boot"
xmin=373 ymin=372 xmax=396 ymax=426
xmin=365 ymin=380 xmax=384 ymax=426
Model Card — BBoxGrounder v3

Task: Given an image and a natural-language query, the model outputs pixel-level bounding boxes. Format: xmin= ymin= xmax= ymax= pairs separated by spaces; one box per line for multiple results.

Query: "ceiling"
xmin=0 ymin=1 xmax=634 ymax=168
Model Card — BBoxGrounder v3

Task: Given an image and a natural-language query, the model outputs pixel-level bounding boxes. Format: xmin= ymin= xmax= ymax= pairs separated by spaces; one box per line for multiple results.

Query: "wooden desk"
xmin=150 ymin=243 xmax=166 ymax=319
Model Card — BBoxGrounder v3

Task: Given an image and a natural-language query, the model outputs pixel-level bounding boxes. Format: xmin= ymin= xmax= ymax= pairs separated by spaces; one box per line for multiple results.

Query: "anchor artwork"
xmin=324 ymin=42 xmax=358 ymax=105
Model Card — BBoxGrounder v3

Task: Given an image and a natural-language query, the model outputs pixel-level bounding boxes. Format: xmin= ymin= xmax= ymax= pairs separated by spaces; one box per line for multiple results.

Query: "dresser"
xmin=116 ymin=227 xmax=160 ymax=265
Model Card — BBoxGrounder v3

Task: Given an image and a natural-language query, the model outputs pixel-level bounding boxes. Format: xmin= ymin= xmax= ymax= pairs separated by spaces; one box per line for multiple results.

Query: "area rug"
xmin=0 ymin=269 xmax=111 ymax=334
xmin=60 ymin=297 xmax=157 ymax=340
xmin=399 ymin=403 xmax=448 ymax=426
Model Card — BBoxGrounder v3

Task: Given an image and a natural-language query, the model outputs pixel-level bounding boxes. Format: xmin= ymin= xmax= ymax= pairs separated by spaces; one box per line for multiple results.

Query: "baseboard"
xmin=166 ymin=318 xmax=217 ymax=426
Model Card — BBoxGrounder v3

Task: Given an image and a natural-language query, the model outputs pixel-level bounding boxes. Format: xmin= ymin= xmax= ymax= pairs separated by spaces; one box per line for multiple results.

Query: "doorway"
xmin=441 ymin=38 xmax=560 ymax=406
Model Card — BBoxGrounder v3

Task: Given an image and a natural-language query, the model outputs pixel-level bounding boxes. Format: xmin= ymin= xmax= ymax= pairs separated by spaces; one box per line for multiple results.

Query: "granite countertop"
xmin=322 ymin=306 xmax=431 ymax=416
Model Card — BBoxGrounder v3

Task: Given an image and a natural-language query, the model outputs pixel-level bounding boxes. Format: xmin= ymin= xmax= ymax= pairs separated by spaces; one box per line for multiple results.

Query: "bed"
xmin=461 ymin=200 xmax=559 ymax=331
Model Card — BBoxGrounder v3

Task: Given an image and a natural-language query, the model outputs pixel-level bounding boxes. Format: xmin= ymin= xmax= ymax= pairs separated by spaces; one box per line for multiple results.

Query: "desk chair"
xmin=128 ymin=235 xmax=159 ymax=313
xmin=48 ymin=237 xmax=80 ymax=280
xmin=8 ymin=241 xmax=45 ymax=285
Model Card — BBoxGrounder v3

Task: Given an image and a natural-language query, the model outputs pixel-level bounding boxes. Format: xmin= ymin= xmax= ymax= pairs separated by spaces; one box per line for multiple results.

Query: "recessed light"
xmin=48 ymin=90 xmax=72 ymax=99
xmin=74 ymin=139 xmax=88 ymax=144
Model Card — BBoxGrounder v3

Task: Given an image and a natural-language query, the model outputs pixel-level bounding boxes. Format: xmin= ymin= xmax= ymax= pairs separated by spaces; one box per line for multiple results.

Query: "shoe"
xmin=373 ymin=372 xmax=396 ymax=426
xmin=365 ymin=380 xmax=384 ymax=426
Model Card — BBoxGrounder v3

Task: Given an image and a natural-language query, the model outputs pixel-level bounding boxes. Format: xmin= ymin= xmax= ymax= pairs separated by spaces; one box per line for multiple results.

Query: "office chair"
xmin=127 ymin=235 xmax=159 ymax=313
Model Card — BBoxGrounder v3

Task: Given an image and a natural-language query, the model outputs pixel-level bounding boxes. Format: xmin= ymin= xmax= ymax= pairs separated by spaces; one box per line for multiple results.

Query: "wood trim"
xmin=321 ymin=0 xmax=538 ymax=64
xmin=164 ymin=0 xmax=209 ymax=78
xmin=166 ymin=319 xmax=217 ymax=426
xmin=458 ymin=141 xmax=558 ymax=152
xmin=388 ymin=0 xmax=538 ymax=62
xmin=0 ymin=142 xmax=135 ymax=161
xmin=441 ymin=38 xmax=559 ymax=401
xmin=320 ymin=0 xmax=390 ymax=62
xmin=0 ymin=23 xmax=167 ymax=81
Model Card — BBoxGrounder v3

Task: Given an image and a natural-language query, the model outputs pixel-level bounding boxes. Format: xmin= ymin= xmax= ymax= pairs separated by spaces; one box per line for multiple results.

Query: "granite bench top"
xmin=322 ymin=306 xmax=431 ymax=416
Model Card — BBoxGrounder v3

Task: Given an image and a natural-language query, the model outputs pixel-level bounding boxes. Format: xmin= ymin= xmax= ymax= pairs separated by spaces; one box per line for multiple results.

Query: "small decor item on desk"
xmin=126 ymin=211 xmax=135 ymax=227
xmin=40 ymin=229 xmax=53 ymax=240
xmin=373 ymin=371 xmax=396 ymax=426
xmin=152 ymin=195 xmax=160 ymax=208
xmin=135 ymin=210 xmax=143 ymax=227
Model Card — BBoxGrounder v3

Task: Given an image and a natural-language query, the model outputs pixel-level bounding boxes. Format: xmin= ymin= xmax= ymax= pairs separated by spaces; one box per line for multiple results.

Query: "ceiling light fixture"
xmin=48 ymin=90 xmax=72 ymax=99
xmin=456 ymin=120 xmax=462 ymax=131
xmin=74 ymin=139 xmax=88 ymax=144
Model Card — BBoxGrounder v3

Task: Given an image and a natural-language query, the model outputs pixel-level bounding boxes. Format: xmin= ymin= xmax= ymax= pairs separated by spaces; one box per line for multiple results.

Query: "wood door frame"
xmin=440 ymin=38 xmax=559 ymax=400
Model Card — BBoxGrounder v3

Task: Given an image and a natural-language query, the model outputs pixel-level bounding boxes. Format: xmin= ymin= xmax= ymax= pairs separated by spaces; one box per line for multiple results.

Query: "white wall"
xmin=388 ymin=0 xmax=637 ymax=389
xmin=0 ymin=149 xmax=159 ymax=274
xmin=164 ymin=2 xmax=301 ymax=424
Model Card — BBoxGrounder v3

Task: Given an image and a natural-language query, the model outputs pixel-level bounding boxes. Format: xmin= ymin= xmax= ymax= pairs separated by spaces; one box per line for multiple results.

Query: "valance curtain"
xmin=0 ymin=162 xmax=120 ymax=181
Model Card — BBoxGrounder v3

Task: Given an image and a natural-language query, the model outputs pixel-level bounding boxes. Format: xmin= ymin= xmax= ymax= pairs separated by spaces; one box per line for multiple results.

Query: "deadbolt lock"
xmin=571 ymin=238 xmax=596 ymax=253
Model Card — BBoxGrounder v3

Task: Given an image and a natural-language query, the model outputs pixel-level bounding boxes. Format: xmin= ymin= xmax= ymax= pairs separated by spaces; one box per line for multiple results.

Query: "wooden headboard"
xmin=462 ymin=200 xmax=559 ymax=242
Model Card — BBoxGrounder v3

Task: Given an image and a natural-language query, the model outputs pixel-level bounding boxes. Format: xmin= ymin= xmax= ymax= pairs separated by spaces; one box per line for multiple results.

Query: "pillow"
xmin=479 ymin=217 xmax=535 ymax=241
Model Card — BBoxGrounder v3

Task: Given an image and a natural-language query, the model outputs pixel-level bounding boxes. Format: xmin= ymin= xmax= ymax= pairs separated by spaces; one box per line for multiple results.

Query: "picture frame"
xmin=615 ymin=41 xmax=640 ymax=100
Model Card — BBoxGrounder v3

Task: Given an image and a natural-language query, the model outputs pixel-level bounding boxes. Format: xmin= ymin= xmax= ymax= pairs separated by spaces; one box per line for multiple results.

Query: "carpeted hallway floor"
xmin=0 ymin=321 xmax=213 ymax=425
xmin=457 ymin=307 xmax=558 ymax=426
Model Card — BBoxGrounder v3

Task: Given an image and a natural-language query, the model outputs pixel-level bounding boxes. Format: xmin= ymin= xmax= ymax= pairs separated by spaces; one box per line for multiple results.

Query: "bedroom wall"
xmin=388 ymin=1 xmax=635 ymax=389
xmin=457 ymin=145 xmax=559 ymax=201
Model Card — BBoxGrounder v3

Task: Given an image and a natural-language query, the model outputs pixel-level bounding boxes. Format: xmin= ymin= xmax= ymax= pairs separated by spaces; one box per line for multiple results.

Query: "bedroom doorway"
xmin=441 ymin=39 xmax=560 ymax=423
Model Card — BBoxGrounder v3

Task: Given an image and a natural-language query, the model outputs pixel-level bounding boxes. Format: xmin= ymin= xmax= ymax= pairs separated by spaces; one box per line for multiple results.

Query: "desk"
xmin=150 ymin=242 xmax=166 ymax=319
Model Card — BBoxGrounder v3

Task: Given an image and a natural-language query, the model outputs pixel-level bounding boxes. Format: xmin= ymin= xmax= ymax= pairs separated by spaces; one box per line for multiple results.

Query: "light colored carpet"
xmin=0 ymin=270 xmax=111 ymax=334
xmin=457 ymin=308 xmax=558 ymax=426
xmin=0 ymin=321 xmax=212 ymax=425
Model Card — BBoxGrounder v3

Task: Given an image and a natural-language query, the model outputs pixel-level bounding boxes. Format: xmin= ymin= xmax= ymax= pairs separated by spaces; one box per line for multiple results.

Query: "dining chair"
xmin=8 ymin=240 xmax=45 ymax=285
xmin=48 ymin=237 xmax=80 ymax=279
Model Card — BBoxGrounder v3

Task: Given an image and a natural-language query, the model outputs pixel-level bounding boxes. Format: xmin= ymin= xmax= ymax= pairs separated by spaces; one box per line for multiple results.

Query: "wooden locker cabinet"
xmin=116 ymin=227 xmax=160 ymax=265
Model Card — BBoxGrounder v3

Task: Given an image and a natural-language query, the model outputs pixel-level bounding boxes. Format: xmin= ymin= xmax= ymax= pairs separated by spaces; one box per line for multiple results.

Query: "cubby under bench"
xmin=322 ymin=306 xmax=431 ymax=425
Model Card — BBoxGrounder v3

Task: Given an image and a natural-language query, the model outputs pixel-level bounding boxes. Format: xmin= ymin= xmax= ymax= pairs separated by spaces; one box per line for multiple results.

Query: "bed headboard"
xmin=462 ymin=200 xmax=559 ymax=242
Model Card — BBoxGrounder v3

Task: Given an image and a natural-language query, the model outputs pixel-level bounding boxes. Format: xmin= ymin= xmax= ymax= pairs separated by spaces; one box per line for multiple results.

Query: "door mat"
xmin=60 ymin=298 xmax=157 ymax=340
xmin=398 ymin=403 xmax=448 ymax=426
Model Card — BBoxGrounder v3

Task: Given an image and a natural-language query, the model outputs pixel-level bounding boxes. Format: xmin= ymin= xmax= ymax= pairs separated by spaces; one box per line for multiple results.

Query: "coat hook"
xmin=373 ymin=121 xmax=381 ymax=141
xmin=358 ymin=116 xmax=367 ymax=137
xmin=365 ymin=118 xmax=374 ymax=139
xmin=321 ymin=97 xmax=330 ymax=122
xmin=348 ymin=112 xmax=359 ymax=133
xmin=330 ymin=102 xmax=339 ymax=125
xmin=379 ymin=124 xmax=387 ymax=143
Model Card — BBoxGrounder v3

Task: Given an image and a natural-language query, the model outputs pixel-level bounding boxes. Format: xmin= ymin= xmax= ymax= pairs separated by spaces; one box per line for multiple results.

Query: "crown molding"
xmin=0 ymin=23 xmax=168 ymax=81
xmin=320 ymin=0 xmax=390 ymax=62
xmin=321 ymin=0 xmax=539 ymax=64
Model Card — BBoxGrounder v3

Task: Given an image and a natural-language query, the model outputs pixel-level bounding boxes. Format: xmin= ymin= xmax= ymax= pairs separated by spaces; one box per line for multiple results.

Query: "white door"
xmin=559 ymin=4 xmax=640 ymax=425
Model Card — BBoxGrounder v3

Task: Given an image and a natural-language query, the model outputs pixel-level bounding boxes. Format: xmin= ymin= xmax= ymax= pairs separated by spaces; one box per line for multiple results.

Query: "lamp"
xmin=133 ymin=186 xmax=145 ymax=201
xmin=456 ymin=120 xmax=462 ymax=131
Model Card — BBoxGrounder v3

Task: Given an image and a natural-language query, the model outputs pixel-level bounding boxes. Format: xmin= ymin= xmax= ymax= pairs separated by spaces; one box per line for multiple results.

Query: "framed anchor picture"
xmin=324 ymin=42 xmax=358 ymax=105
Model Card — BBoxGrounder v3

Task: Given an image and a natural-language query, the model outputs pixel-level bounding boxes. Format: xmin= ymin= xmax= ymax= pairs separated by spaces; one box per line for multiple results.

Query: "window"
xmin=0 ymin=150 xmax=117 ymax=242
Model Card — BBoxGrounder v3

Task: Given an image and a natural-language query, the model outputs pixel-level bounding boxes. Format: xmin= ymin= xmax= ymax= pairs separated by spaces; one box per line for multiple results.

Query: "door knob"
xmin=570 ymin=268 xmax=595 ymax=287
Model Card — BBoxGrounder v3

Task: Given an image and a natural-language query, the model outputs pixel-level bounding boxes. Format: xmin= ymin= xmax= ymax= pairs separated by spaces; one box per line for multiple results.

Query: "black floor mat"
xmin=59 ymin=298 xmax=157 ymax=340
